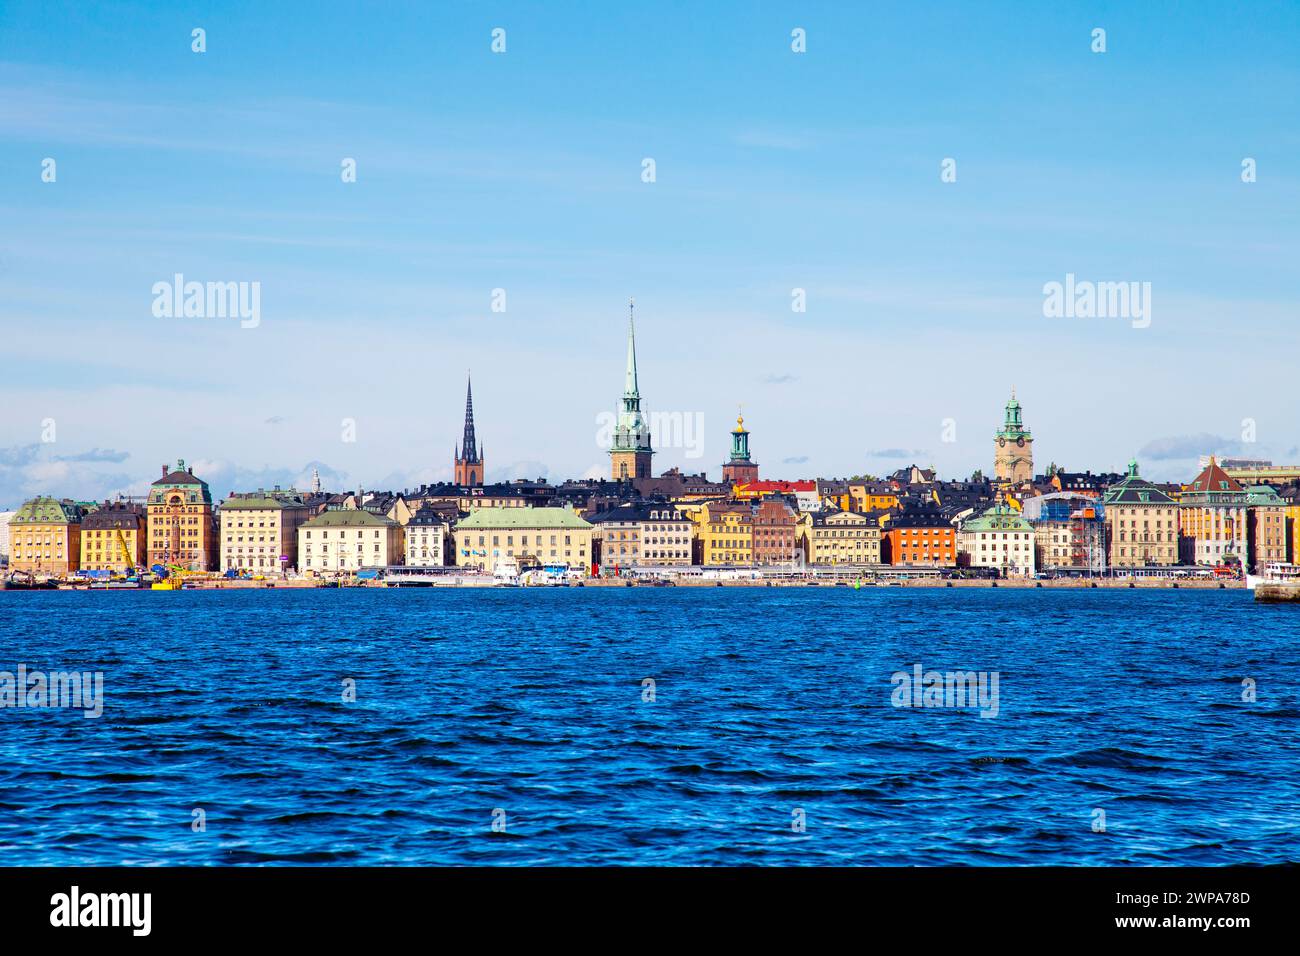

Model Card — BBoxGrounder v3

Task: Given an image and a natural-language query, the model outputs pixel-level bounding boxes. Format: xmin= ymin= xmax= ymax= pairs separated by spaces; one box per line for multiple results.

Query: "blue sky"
xmin=2 ymin=0 xmax=1298 ymax=505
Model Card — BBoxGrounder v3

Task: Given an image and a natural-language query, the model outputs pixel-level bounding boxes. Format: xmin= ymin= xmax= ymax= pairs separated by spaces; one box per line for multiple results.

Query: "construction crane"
xmin=114 ymin=529 xmax=136 ymax=576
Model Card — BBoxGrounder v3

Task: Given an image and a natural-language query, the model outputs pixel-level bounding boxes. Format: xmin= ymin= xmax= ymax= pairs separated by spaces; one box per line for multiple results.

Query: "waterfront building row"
xmin=7 ymin=451 xmax=1300 ymax=578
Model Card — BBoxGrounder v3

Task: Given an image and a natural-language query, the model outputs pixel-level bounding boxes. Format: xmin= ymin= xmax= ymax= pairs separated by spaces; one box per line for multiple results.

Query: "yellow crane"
xmin=114 ymin=529 xmax=136 ymax=577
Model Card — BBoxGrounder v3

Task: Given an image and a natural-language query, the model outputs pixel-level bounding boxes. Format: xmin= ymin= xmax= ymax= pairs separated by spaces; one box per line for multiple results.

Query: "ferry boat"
xmin=1246 ymin=562 xmax=1300 ymax=591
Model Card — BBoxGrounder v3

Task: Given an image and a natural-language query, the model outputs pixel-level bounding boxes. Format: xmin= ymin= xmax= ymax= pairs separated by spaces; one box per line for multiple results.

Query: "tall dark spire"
xmin=454 ymin=372 xmax=485 ymax=487
xmin=461 ymin=374 xmax=479 ymax=464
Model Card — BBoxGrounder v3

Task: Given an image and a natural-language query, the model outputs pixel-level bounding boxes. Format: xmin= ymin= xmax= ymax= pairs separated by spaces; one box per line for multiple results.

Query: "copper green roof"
xmin=220 ymin=494 xmax=307 ymax=510
xmin=962 ymin=504 xmax=1033 ymax=532
xmin=1102 ymin=461 xmax=1176 ymax=505
xmin=150 ymin=459 xmax=213 ymax=505
xmin=1243 ymin=485 xmax=1284 ymax=505
xmin=12 ymin=496 xmax=82 ymax=525
xmin=996 ymin=389 xmax=1030 ymax=438
xmin=302 ymin=509 xmax=396 ymax=528
xmin=455 ymin=507 xmax=592 ymax=530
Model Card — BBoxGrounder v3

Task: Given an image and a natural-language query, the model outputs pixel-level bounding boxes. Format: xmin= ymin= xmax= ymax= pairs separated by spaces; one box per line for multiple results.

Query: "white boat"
xmin=1246 ymin=562 xmax=1300 ymax=590
xmin=521 ymin=568 xmax=570 ymax=587
xmin=493 ymin=558 xmax=521 ymax=587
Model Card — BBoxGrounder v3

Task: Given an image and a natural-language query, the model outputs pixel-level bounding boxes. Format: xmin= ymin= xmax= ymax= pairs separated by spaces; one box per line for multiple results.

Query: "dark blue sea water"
xmin=1 ymin=588 xmax=1297 ymax=866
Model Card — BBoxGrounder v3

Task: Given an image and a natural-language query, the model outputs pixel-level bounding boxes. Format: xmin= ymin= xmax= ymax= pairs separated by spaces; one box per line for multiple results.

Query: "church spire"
xmin=1004 ymin=387 xmax=1023 ymax=429
xmin=454 ymin=372 xmax=484 ymax=486
xmin=610 ymin=298 xmax=653 ymax=480
xmin=625 ymin=298 xmax=640 ymax=398
xmin=461 ymin=373 xmax=479 ymax=463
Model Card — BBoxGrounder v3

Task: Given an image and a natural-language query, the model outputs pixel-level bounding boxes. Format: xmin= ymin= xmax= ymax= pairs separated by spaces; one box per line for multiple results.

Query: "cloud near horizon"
xmin=0 ymin=443 xmax=135 ymax=507
xmin=1139 ymin=434 xmax=1252 ymax=461
xmin=867 ymin=448 xmax=930 ymax=460
xmin=53 ymin=448 xmax=130 ymax=463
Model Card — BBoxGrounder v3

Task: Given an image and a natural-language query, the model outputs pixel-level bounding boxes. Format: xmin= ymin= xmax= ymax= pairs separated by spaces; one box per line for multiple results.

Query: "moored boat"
xmin=1247 ymin=562 xmax=1300 ymax=591
xmin=2 ymin=571 xmax=59 ymax=591
xmin=493 ymin=558 xmax=521 ymax=587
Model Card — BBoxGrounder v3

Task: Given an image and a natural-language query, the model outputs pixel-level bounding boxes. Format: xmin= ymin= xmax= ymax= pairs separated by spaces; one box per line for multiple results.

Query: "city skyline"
xmin=1 ymin=321 xmax=1295 ymax=507
xmin=3 ymin=2 xmax=1298 ymax=504
xmin=0 ymin=376 xmax=1284 ymax=507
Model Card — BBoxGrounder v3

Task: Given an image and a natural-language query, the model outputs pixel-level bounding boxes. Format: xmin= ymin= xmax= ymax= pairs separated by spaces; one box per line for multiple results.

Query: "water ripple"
xmin=0 ymin=587 xmax=1297 ymax=865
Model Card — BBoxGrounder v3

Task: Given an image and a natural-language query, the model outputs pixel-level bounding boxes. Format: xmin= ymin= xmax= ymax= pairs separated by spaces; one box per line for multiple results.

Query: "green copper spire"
xmin=612 ymin=298 xmax=652 ymax=455
xmin=996 ymin=387 xmax=1030 ymax=440
xmin=730 ymin=409 xmax=751 ymax=462
xmin=1004 ymin=387 xmax=1022 ymax=429
xmin=625 ymin=298 xmax=640 ymax=399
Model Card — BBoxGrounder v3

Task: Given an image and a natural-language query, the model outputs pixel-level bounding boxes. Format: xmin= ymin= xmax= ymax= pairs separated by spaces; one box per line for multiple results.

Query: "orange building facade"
xmin=883 ymin=507 xmax=957 ymax=566
xmin=147 ymin=460 xmax=218 ymax=571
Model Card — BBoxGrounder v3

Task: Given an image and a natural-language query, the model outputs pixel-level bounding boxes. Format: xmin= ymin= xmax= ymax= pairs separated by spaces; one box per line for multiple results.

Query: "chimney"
xmin=161 ymin=464 xmax=167 ymax=477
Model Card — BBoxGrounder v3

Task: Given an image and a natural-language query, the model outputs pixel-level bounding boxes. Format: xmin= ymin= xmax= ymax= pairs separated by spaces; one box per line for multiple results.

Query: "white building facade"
xmin=219 ymin=492 xmax=312 ymax=575
xmin=404 ymin=507 xmax=449 ymax=567
xmin=298 ymin=509 xmax=403 ymax=574
xmin=958 ymin=504 xmax=1037 ymax=577
xmin=0 ymin=510 xmax=15 ymax=565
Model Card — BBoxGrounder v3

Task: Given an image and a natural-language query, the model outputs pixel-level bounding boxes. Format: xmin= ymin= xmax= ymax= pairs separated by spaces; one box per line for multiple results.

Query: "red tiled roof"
xmin=1188 ymin=458 xmax=1242 ymax=493
xmin=736 ymin=480 xmax=816 ymax=493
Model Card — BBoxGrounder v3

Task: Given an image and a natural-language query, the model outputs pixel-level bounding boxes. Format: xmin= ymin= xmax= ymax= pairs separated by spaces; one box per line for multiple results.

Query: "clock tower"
xmin=994 ymin=388 xmax=1033 ymax=484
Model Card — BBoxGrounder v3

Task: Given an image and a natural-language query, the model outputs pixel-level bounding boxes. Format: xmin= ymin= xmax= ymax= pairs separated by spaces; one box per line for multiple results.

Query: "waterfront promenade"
xmin=7 ymin=575 xmax=1244 ymax=590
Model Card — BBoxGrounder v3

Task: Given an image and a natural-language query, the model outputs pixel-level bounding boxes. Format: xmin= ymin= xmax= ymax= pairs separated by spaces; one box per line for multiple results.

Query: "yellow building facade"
xmin=696 ymin=502 xmax=753 ymax=565
xmin=454 ymin=507 xmax=593 ymax=572
xmin=8 ymin=497 xmax=82 ymax=576
xmin=1102 ymin=461 xmax=1179 ymax=568
xmin=799 ymin=510 xmax=882 ymax=565
xmin=79 ymin=501 xmax=147 ymax=573
xmin=848 ymin=484 xmax=899 ymax=514
xmin=1283 ymin=488 xmax=1300 ymax=563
